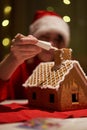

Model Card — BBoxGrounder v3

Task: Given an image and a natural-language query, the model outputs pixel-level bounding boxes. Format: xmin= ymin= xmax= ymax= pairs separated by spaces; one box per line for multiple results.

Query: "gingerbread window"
xmin=49 ymin=94 xmax=55 ymax=103
xmin=72 ymin=93 xmax=79 ymax=103
xmin=32 ymin=92 xmax=36 ymax=100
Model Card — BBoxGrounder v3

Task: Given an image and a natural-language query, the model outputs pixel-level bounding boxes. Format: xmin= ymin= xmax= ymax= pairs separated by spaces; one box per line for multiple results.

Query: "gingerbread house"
xmin=23 ymin=48 xmax=87 ymax=111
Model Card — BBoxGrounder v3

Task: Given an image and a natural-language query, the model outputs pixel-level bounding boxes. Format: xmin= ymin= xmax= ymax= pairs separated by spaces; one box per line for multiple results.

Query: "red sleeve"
xmin=0 ymin=62 xmax=28 ymax=102
xmin=0 ymin=79 xmax=10 ymax=101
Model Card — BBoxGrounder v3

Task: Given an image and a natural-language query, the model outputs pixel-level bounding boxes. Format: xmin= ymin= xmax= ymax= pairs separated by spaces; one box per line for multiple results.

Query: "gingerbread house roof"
xmin=23 ymin=60 xmax=87 ymax=90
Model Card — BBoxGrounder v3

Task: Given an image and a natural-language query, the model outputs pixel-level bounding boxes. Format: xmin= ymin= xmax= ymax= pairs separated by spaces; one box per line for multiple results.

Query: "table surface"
xmin=0 ymin=99 xmax=28 ymax=105
xmin=0 ymin=100 xmax=87 ymax=130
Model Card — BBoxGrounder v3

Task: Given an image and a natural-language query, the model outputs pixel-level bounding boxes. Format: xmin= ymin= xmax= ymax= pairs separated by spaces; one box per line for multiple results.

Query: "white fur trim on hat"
xmin=29 ymin=16 xmax=70 ymax=46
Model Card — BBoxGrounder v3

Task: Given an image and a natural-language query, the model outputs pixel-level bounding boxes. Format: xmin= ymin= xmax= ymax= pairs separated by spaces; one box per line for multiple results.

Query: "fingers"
xmin=11 ymin=44 xmax=41 ymax=53
xmin=11 ymin=33 xmax=23 ymax=45
xmin=12 ymin=34 xmax=38 ymax=45
xmin=10 ymin=33 xmax=42 ymax=62
xmin=14 ymin=33 xmax=25 ymax=39
xmin=20 ymin=35 xmax=38 ymax=45
xmin=10 ymin=44 xmax=41 ymax=62
xmin=11 ymin=33 xmax=41 ymax=53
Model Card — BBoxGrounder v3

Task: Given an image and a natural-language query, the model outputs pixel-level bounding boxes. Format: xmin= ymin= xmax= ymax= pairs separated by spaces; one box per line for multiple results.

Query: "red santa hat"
xmin=29 ymin=10 xmax=70 ymax=46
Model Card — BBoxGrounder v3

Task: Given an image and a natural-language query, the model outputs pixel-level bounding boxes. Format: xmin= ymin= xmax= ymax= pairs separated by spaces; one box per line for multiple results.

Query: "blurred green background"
xmin=0 ymin=0 xmax=87 ymax=74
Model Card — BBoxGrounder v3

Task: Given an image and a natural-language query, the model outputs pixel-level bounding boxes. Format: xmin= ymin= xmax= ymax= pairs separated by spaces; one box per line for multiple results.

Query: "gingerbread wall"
xmin=59 ymin=67 xmax=87 ymax=111
xmin=27 ymin=87 xmax=60 ymax=110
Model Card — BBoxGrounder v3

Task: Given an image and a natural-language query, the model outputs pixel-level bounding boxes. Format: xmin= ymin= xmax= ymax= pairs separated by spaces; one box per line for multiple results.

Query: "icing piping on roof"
xmin=41 ymin=60 xmax=74 ymax=90
xmin=23 ymin=60 xmax=87 ymax=89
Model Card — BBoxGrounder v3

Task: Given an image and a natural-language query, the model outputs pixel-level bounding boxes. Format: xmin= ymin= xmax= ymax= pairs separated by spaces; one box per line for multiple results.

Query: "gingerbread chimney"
xmin=52 ymin=48 xmax=72 ymax=70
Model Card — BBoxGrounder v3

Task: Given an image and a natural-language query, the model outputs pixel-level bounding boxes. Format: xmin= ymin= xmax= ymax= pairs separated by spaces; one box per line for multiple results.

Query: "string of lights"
xmin=1 ymin=3 xmax=12 ymax=47
xmin=0 ymin=0 xmax=13 ymax=60
xmin=46 ymin=0 xmax=71 ymax=23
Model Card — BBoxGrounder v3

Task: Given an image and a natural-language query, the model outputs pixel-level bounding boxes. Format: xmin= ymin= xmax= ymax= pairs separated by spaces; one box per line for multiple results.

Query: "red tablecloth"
xmin=0 ymin=102 xmax=87 ymax=124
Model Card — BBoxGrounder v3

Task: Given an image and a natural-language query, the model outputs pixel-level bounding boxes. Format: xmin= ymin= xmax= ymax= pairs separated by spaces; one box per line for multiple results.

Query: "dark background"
xmin=0 ymin=0 xmax=87 ymax=74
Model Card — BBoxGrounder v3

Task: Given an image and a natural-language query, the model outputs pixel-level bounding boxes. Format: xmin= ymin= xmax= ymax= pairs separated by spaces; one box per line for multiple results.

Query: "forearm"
xmin=0 ymin=53 xmax=21 ymax=80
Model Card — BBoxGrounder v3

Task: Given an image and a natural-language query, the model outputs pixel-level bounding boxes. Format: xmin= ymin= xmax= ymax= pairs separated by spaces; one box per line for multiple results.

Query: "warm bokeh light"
xmin=63 ymin=15 xmax=71 ymax=22
xmin=2 ymin=19 xmax=9 ymax=27
xmin=47 ymin=6 xmax=54 ymax=11
xmin=2 ymin=38 xmax=10 ymax=46
xmin=63 ymin=0 xmax=71 ymax=5
xmin=4 ymin=6 xmax=12 ymax=14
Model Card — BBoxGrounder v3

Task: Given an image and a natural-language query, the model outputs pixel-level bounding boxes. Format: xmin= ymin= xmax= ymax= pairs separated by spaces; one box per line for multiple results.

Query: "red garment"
xmin=0 ymin=57 xmax=41 ymax=101
xmin=0 ymin=102 xmax=87 ymax=123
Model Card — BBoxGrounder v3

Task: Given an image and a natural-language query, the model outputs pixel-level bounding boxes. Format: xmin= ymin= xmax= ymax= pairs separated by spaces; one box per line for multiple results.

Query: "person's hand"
xmin=10 ymin=33 xmax=42 ymax=64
